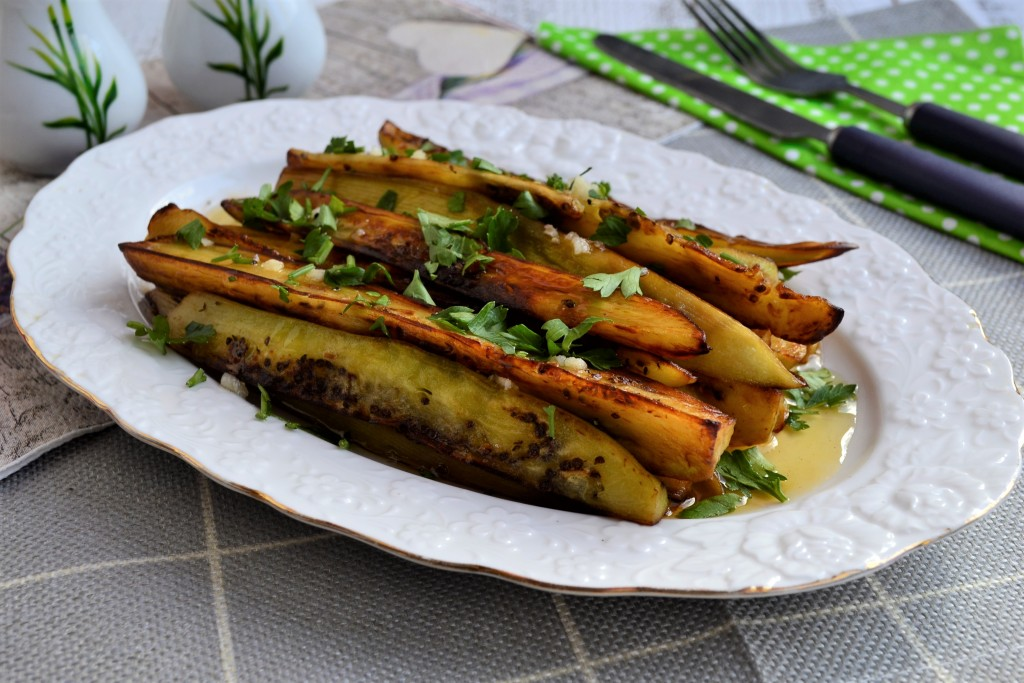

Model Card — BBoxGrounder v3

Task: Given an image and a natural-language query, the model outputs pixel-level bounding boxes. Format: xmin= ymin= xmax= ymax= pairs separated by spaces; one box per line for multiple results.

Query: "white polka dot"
xmin=805 ymin=165 xmax=817 ymax=175
xmin=1007 ymin=29 xmax=1020 ymax=39
xmin=966 ymin=49 xmax=979 ymax=59
xmin=724 ymin=121 xmax=737 ymax=133
xmin=997 ymin=102 xmax=1011 ymax=111
xmin=638 ymin=74 xmax=653 ymax=84
xmin=539 ymin=30 xmax=551 ymax=39
xmin=657 ymin=31 xmax=669 ymax=41
xmin=870 ymin=191 xmax=884 ymax=203
xmin=695 ymin=43 xmax=708 ymax=52
xmin=784 ymin=149 xmax=801 ymax=161
xmin=942 ymin=217 xmax=957 ymax=230
xmin=642 ymin=42 xmax=655 ymax=50
xmin=616 ymin=76 xmax=625 ymax=84
xmin=833 ymin=167 xmax=844 ymax=175
xmin=651 ymin=84 xmax=666 ymax=94
xmin=551 ymin=42 xmax=562 ymax=53
xmin=967 ymin=103 xmax=981 ymax=112
xmin=667 ymin=97 xmax=679 ymax=107
xmin=982 ymin=65 xmax=997 ymax=74
xmin=599 ymin=63 xmax=612 ymax=73
xmin=997 ymin=232 xmax=1011 ymax=241
xmin=978 ymin=32 xmax=991 ymax=43
xmin=937 ymin=53 xmax=951 ymax=62
xmin=708 ymin=108 xmax=722 ymax=118
xmin=922 ymin=38 xmax=935 ymax=48
xmin=895 ymin=40 xmax=908 ymax=49
xmin=967 ymin=234 xmax=980 ymax=245
xmin=851 ymin=179 xmax=865 ymax=188
xmin=565 ymin=34 xmax=578 ymax=42
xmin=921 ymin=205 xmax=935 ymax=213
xmin=994 ymin=48 xmax=1008 ymax=58
xmin=979 ymin=92 xmax=992 ymax=100
xmin=950 ymin=36 xmax=963 ymax=46
xmin=949 ymin=93 xmax=962 ymax=101
xmin=985 ymin=114 xmax=1000 ymax=122
xmin=920 ymin=93 xmax=934 ymax=102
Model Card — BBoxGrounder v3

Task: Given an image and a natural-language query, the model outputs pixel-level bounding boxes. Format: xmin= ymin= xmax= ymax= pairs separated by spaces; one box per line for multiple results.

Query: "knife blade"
xmin=595 ymin=34 xmax=1024 ymax=239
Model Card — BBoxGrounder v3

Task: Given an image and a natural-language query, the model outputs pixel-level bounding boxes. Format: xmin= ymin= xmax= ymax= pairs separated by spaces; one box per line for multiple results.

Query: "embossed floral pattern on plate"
xmin=9 ymin=97 xmax=1024 ymax=596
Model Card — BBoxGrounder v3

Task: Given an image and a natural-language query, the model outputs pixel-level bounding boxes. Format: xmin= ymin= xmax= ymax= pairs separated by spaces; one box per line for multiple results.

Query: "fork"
xmin=685 ymin=0 xmax=1024 ymax=181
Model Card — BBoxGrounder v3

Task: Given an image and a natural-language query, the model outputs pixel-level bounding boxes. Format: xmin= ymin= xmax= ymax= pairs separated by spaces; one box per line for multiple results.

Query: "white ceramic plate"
xmin=10 ymin=97 xmax=1024 ymax=596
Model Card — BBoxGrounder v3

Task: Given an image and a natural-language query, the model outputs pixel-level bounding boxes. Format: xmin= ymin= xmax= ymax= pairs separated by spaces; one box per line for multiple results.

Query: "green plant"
xmin=8 ymin=0 xmax=125 ymax=148
xmin=193 ymin=0 xmax=287 ymax=100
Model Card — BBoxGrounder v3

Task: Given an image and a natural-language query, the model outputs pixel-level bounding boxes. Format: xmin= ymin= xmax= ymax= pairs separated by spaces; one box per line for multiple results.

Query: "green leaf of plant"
xmin=592 ymin=215 xmax=631 ymax=247
xmin=677 ymin=493 xmax=745 ymax=519
xmin=42 ymin=117 xmax=88 ymax=130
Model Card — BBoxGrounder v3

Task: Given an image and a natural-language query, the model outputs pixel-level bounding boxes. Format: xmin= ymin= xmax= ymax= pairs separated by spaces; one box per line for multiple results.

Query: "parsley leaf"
xmin=417 ymin=209 xmax=481 ymax=273
xmin=285 ymin=263 xmax=316 ymax=285
xmin=369 ymin=316 xmax=389 ymax=337
xmin=683 ymin=233 xmax=714 ymax=248
xmin=255 ymin=384 xmax=272 ymax=420
xmin=717 ymin=448 xmax=788 ymax=502
xmin=272 ymin=284 xmax=290 ymax=303
xmin=431 ymin=149 xmax=467 ymax=165
xmin=376 ymin=189 xmax=398 ymax=211
xmin=175 ymin=219 xmax=205 ymax=249
xmin=545 ymin=174 xmax=566 ymax=191
xmin=784 ymin=369 xmax=857 ymax=431
xmin=477 ymin=207 xmax=521 ymax=254
xmin=447 ymin=191 xmax=466 ymax=213
xmin=677 ymin=493 xmax=745 ymax=519
xmin=402 ymin=270 xmax=435 ymax=305
xmin=211 ymin=244 xmax=250 ymax=264
xmin=543 ymin=405 xmax=557 ymax=438
xmin=592 ymin=214 xmax=631 ymax=246
xmin=323 ymin=255 xmax=395 ymax=289
xmin=588 ymin=181 xmax=611 ymax=200
xmin=571 ymin=347 xmax=622 ymax=370
xmin=581 ymin=267 xmax=646 ymax=298
xmin=324 ymin=136 xmax=363 ymax=154
xmin=302 ymin=228 xmax=333 ymax=265
xmin=470 ymin=157 xmax=503 ymax=174
xmin=309 ymin=168 xmax=331 ymax=192
xmin=512 ymin=191 xmax=547 ymax=220
xmin=779 ymin=267 xmax=800 ymax=281
xmin=542 ymin=316 xmax=608 ymax=356
xmin=675 ymin=217 xmax=696 ymax=229
xmin=719 ymin=252 xmax=744 ymax=266
xmin=186 ymin=368 xmax=207 ymax=388
xmin=127 ymin=316 xmax=215 ymax=355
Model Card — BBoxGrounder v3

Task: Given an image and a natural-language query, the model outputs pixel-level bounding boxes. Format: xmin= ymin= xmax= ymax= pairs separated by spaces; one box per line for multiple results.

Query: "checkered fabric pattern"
xmin=2 ymin=1 xmax=1023 ymax=681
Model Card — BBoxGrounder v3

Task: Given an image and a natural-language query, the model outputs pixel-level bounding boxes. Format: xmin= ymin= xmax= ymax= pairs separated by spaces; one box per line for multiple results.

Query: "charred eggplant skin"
xmin=168 ymin=293 xmax=669 ymax=524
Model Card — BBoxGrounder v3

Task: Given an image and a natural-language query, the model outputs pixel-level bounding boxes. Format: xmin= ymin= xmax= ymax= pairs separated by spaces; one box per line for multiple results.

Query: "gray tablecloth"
xmin=3 ymin=1 xmax=1023 ymax=681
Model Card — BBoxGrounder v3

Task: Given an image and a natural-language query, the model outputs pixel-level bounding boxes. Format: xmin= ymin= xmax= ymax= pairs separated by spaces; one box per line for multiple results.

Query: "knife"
xmin=594 ymin=34 xmax=1024 ymax=239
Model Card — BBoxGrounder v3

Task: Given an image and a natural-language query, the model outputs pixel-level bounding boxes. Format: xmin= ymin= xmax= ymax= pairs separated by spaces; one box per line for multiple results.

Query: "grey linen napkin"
xmin=0 ymin=169 xmax=112 ymax=480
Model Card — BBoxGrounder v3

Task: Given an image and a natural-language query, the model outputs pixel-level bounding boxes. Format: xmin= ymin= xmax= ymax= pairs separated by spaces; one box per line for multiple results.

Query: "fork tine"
xmin=713 ymin=0 xmax=800 ymax=72
xmin=684 ymin=0 xmax=754 ymax=68
xmin=693 ymin=0 xmax=785 ymax=78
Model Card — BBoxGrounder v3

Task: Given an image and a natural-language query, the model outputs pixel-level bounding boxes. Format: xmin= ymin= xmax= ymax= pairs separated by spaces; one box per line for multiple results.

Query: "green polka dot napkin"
xmin=536 ymin=23 xmax=1024 ymax=263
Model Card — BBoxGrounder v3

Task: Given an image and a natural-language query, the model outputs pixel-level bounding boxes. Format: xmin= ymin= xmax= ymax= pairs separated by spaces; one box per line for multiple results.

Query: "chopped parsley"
xmin=581 ymin=267 xmax=646 ymax=298
xmin=675 ymin=217 xmax=696 ymax=229
xmin=185 ymin=368 xmax=207 ymax=388
xmin=588 ymin=180 xmax=611 ymax=200
xmin=369 ymin=316 xmax=389 ymax=336
xmin=324 ymin=135 xmax=363 ymax=154
xmin=592 ymin=214 xmax=631 ymax=246
xmin=285 ymin=263 xmax=316 ymax=285
xmin=512 ymin=191 xmax=546 ymax=220
xmin=324 ymin=255 xmax=395 ymax=289
xmin=447 ymin=191 xmax=466 ymax=213
xmin=470 ymin=156 xmax=502 ymax=174
xmin=376 ymin=189 xmax=398 ymax=211
xmin=476 ymin=207 xmax=522 ymax=256
xmin=211 ymin=244 xmax=250 ymax=264
xmin=543 ymin=405 xmax=557 ymax=438
xmin=779 ymin=267 xmax=800 ymax=281
xmin=402 ymin=270 xmax=435 ymax=306
xmin=785 ymin=368 xmax=856 ymax=431
xmin=175 ymin=219 xmax=205 ymax=249
xmin=545 ymin=174 xmax=566 ymax=191
xmin=126 ymin=316 xmax=215 ymax=355
xmin=271 ymin=284 xmax=290 ymax=303
xmin=430 ymin=149 xmax=467 ymax=165
xmin=677 ymin=493 xmax=745 ymax=519
xmin=541 ymin=316 xmax=608 ymax=356
xmin=255 ymin=384 xmax=272 ymax=420
xmin=717 ymin=448 xmax=787 ymax=503
xmin=719 ymin=252 xmax=745 ymax=266
xmin=682 ymin=233 xmax=714 ymax=248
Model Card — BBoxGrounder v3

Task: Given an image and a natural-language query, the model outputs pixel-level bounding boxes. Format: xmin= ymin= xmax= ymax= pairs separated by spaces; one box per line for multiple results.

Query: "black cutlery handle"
xmin=905 ymin=102 xmax=1024 ymax=181
xmin=828 ymin=126 xmax=1024 ymax=239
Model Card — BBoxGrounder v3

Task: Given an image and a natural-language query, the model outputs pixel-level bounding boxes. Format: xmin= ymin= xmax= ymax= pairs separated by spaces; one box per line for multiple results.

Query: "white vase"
xmin=0 ymin=0 xmax=147 ymax=175
xmin=162 ymin=0 xmax=326 ymax=110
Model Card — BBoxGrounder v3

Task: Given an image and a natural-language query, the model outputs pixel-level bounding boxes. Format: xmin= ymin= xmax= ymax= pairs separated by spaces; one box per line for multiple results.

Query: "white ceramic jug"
xmin=162 ymin=0 xmax=326 ymax=110
xmin=0 ymin=0 xmax=147 ymax=175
